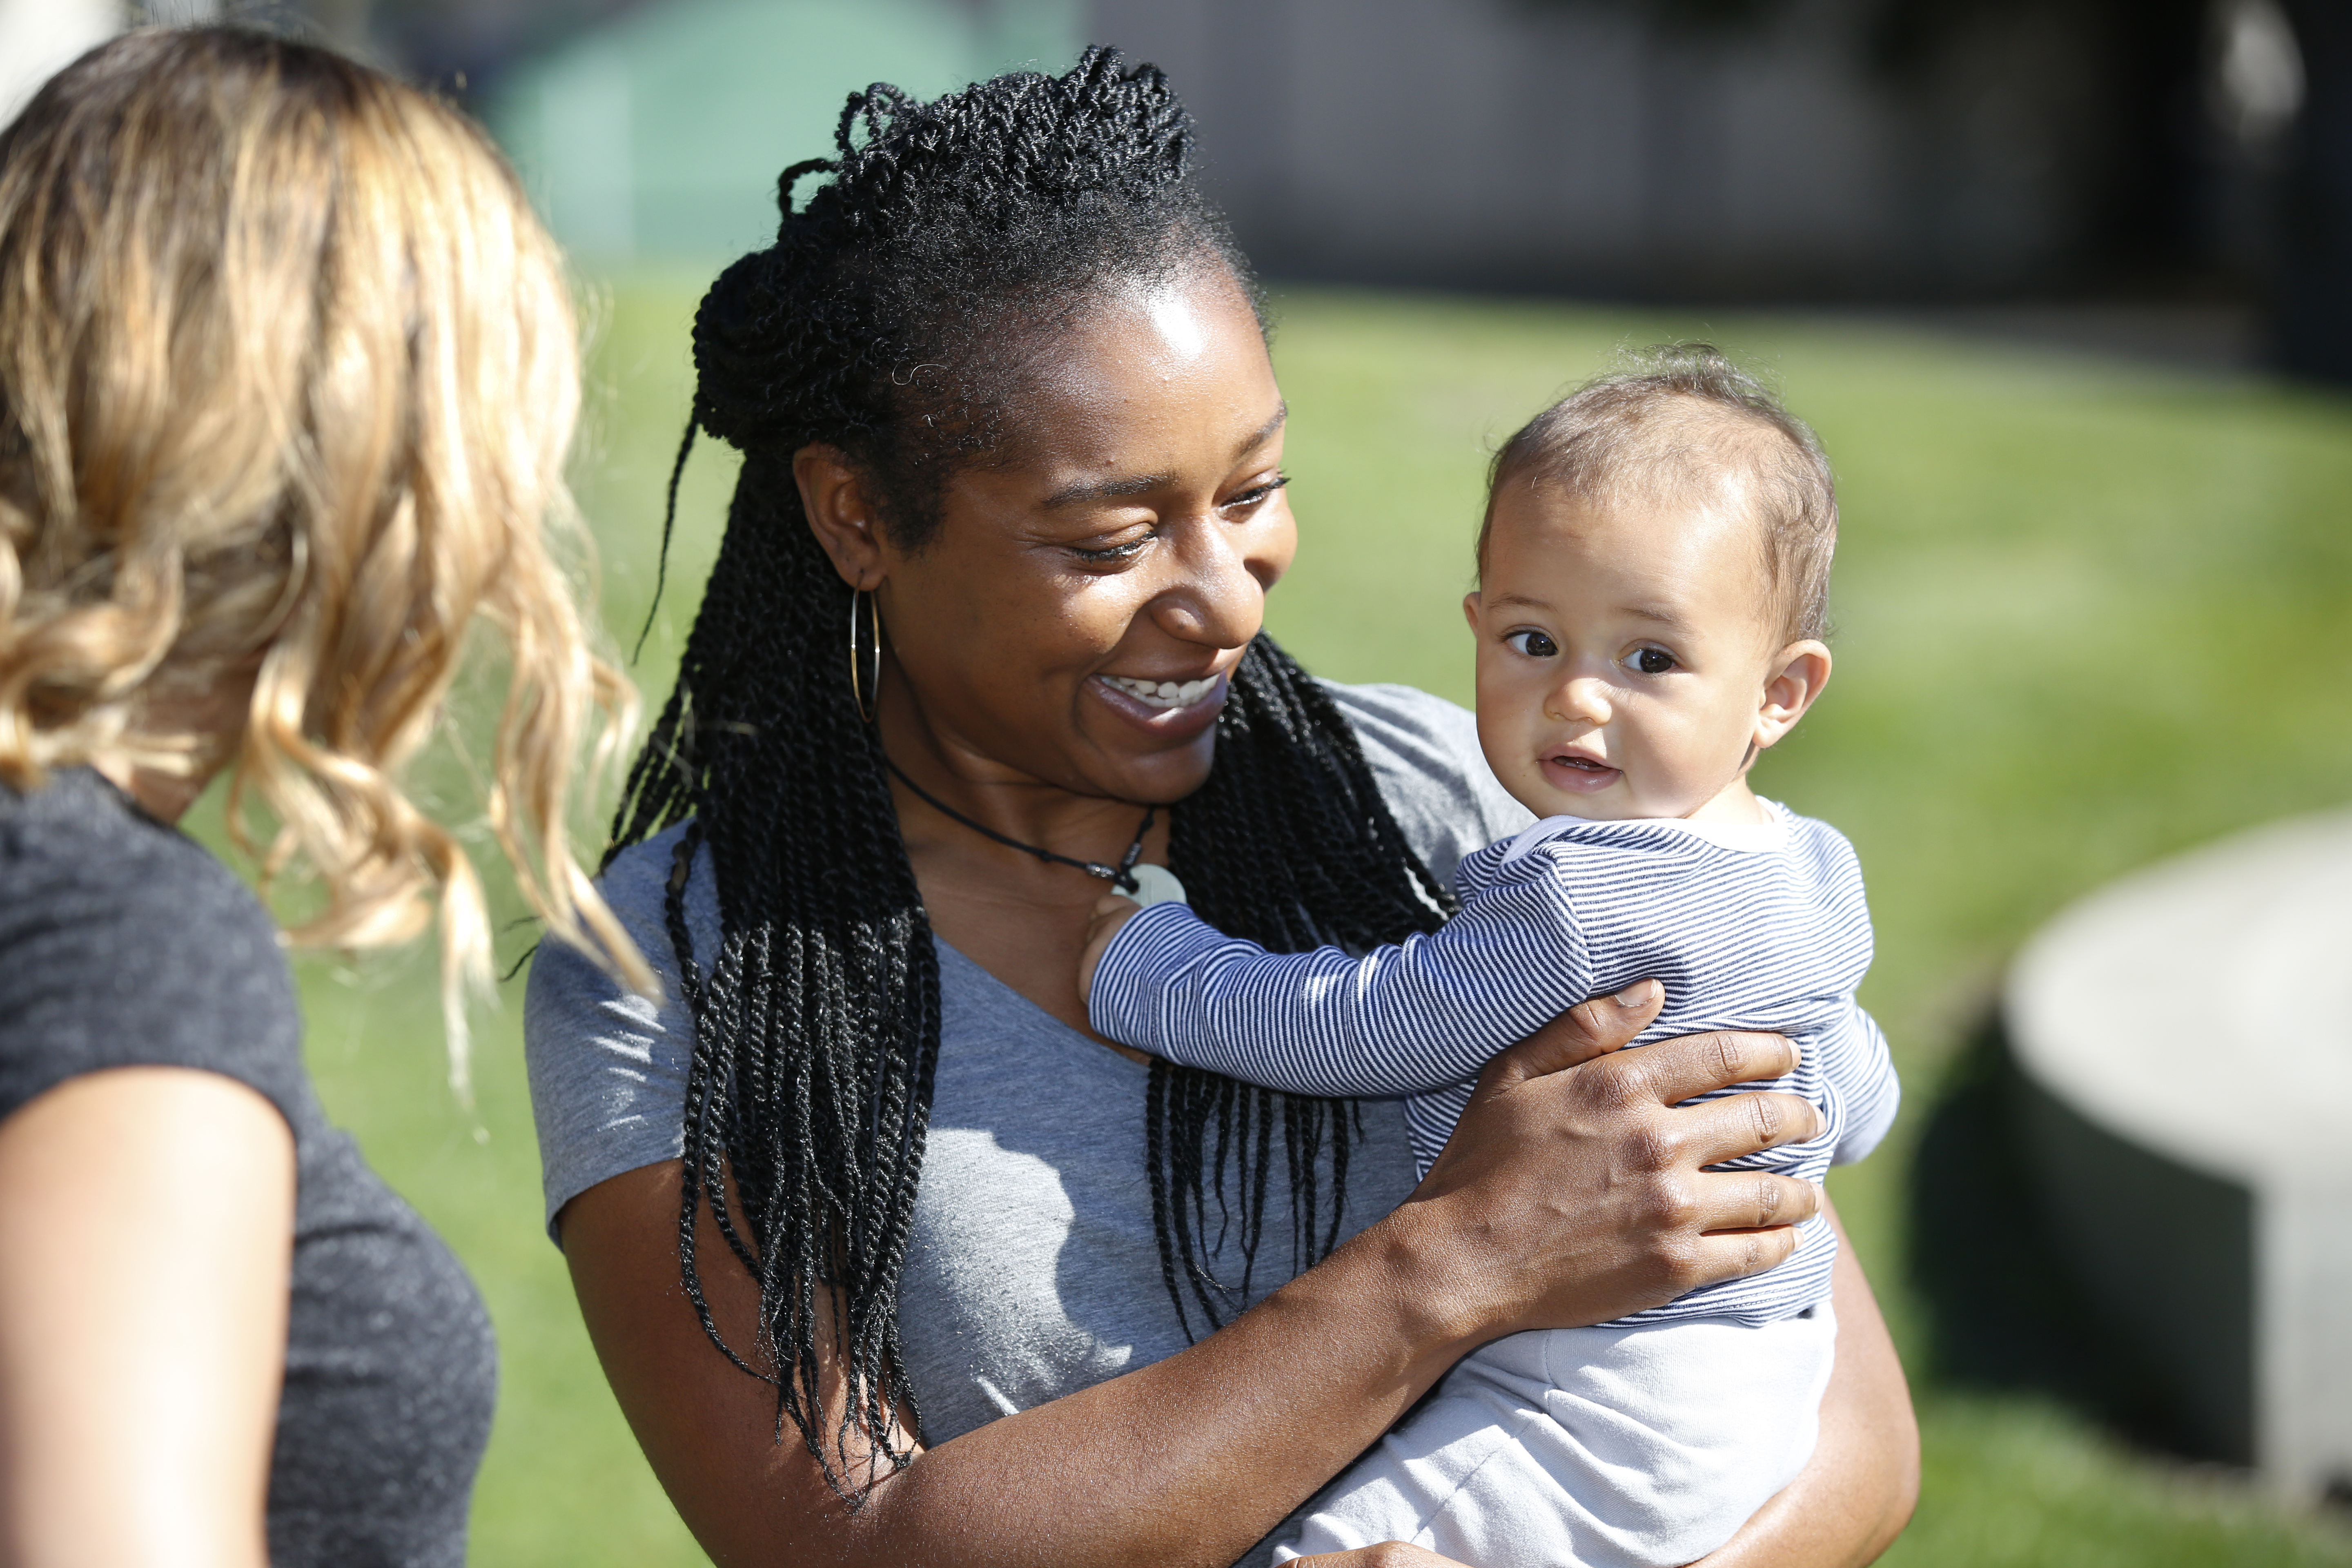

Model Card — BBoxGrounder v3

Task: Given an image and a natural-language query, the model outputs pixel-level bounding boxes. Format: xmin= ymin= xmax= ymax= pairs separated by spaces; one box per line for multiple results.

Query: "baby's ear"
xmin=1753 ymin=640 xmax=1833 ymax=752
xmin=1461 ymin=591 xmax=1483 ymax=630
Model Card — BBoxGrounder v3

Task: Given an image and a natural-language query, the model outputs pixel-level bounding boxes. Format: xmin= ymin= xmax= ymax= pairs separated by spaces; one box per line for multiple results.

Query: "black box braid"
xmin=604 ymin=48 xmax=1456 ymax=1500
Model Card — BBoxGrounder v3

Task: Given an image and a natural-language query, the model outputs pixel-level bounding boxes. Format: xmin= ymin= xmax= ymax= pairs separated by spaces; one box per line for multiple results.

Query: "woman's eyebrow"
xmin=1040 ymin=403 xmax=1290 ymax=510
xmin=1234 ymin=401 xmax=1288 ymax=459
xmin=1042 ymin=470 xmax=1172 ymax=509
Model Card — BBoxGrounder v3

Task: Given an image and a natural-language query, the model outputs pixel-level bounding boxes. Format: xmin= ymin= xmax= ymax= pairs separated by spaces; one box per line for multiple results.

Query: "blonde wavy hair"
xmin=0 ymin=27 xmax=652 ymax=1091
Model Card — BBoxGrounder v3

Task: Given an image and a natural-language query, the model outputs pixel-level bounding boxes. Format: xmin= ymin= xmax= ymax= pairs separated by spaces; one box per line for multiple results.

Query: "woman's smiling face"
xmin=849 ymin=264 xmax=1294 ymax=804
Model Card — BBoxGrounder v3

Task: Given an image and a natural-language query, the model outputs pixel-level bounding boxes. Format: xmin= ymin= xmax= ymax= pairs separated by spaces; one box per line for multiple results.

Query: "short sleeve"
xmin=0 ymin=773 xmax=307 ymax=1131
xmin=1322 ymin=681 xmax=1533 ymax=891
xmin=523 ymin=820 xmax=713 ymax=1240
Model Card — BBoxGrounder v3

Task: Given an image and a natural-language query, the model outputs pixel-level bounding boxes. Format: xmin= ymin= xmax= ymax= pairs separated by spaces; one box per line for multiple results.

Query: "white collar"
xmin=1499 ymin=798 xmax=1790 ymax=864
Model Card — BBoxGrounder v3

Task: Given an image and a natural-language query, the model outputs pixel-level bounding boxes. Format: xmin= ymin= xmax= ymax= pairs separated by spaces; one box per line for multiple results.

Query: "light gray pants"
xmin=1274 ymin=1305 xmax=1837 ymax=1568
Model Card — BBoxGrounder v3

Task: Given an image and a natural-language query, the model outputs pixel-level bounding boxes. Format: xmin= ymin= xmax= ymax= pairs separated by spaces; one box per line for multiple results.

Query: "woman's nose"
xmin=1158 ymin=514 xmax=1281 ymax=649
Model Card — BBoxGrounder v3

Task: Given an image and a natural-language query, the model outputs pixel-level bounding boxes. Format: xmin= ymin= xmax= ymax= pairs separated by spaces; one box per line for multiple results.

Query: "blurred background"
xmin=6 ymin=1 xmax=2351 ymax=1564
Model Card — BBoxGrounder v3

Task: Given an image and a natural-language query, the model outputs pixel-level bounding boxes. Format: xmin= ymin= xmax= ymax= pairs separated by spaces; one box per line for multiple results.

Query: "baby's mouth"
xmin=1543 ymin=751 xmax=1623 ymax=791
xmin=1101 ymin=673 xmax=1221 ymax=711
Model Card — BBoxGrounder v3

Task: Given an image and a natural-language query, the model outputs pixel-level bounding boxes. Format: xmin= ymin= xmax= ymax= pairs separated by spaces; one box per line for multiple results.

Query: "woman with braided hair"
xmin=525 ymin=47 xmax=1916 ymax=1567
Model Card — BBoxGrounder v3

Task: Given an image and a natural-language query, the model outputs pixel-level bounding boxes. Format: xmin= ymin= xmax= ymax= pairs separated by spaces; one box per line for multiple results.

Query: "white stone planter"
xmin=2007 ymin=810 xmax=2352 ymax=1501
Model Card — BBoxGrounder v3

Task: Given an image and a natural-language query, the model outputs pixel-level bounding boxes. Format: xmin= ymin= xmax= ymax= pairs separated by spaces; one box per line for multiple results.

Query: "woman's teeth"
xmin=1105 ymin=674 xmax=1216 ymax=710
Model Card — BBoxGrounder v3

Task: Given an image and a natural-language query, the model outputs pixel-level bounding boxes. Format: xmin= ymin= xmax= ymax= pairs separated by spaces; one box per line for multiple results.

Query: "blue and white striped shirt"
xmin=1090 ymin=801 xmax=1899 ymax=1327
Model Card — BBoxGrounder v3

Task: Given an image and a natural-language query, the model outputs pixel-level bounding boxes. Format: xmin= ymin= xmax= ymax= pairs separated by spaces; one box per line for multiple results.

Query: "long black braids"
xmin=605 ymin=48 xmax=1457 ymax=1499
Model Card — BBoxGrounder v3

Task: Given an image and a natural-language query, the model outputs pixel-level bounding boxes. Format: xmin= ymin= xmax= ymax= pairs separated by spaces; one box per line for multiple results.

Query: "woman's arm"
xmin=0 ymin=1067 xmax=295 ymax=1568
xmin=1695 ymin=1196 xmax=1919 ymax=1567
xmin=561 ymin=988 xmax=1827 ymax=1568
xmin=1287 ymin=1199 xmax=1919 ymax=1568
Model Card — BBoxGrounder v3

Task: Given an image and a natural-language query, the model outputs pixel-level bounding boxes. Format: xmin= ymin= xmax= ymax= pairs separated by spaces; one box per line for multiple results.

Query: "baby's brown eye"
xmin=1631 ymin=647 xmax=1676 ymax=675
xmin=1507 ymin=630 xmax=1559 ymax=659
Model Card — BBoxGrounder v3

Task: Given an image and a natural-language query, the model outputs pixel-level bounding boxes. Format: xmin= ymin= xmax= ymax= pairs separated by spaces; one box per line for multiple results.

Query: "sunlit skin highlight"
xmin=1464 ymin=476 xmax=1832 ymax=827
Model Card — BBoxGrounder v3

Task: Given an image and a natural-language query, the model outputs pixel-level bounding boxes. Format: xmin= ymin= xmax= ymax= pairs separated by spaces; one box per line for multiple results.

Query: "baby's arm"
xmin=1082 ymin=876 xmax=1596 ymax=1099
xmin=1818 ymin=998 xmax=1901 ymax=1165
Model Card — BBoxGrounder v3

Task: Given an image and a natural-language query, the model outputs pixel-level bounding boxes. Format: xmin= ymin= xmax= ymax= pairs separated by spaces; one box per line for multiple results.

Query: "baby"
xmin=1080 ymin=345 xmax=1900 ymax=1568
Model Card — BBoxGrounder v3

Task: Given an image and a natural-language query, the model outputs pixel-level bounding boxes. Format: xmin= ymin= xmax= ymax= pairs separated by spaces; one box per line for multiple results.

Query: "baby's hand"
xmin=1078 ymin=892 xmax=1143 ymax=1000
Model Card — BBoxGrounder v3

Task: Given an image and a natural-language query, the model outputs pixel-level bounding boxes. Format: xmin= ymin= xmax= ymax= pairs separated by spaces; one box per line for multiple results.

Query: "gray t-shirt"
xmin=0 ymin=769 xmax=496 ymax=1568
xmin=524 ymin=682 xmax=1530 ymax=1564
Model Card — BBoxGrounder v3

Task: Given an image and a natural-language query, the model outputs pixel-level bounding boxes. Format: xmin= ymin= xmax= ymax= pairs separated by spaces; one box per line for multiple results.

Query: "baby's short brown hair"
xmin=1481 ymin=343 xmax=1838 ymax=644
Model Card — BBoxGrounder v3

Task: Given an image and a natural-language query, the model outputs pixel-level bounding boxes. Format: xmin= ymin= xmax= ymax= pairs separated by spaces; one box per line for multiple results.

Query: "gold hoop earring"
xmin=848 ymin=587 xmax=882 ymax=723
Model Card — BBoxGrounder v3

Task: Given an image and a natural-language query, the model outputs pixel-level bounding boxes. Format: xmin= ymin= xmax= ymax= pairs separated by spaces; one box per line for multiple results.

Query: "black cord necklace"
xmin=884 ymin=755 xmax=1152 ymax=893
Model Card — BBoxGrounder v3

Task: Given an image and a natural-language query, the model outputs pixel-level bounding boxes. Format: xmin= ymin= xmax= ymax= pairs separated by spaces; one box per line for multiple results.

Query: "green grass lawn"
xmin=270 ymin=276 xmax=2352 ymax=1564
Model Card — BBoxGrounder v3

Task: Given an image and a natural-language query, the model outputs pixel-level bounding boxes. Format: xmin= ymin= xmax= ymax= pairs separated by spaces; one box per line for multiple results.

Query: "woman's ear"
xmin=1752 ymin=639 xmax=1833 ymax=753
xmin=794 ymin=444 xmax=887 ymax=591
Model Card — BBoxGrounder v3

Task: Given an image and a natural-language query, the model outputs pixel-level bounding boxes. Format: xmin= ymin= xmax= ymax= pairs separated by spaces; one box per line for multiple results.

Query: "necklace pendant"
xmin=1124 ymin=863 xmax=1188 ymax=908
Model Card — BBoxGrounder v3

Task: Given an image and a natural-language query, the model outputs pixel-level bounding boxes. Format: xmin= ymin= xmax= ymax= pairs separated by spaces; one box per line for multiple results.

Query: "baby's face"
xmin=1465 ymin=480 xmax=1819 ymax=822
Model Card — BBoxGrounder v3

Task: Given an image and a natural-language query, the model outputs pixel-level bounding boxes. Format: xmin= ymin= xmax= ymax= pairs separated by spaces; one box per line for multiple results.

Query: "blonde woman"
xmin=0 ymin=28 xmax=643 ymax=1567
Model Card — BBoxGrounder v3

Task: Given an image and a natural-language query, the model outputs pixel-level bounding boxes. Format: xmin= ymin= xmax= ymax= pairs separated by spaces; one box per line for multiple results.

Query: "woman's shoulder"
xmin=0 ymin=769 xmax=303 ymax=1125
xmin=587 ymin=819 xmax=699 ymax=931
xmin=1318 ymin=680 xmax=1534 ymax=891
xmin=523 ymin=820 xmax=707 ymax=1239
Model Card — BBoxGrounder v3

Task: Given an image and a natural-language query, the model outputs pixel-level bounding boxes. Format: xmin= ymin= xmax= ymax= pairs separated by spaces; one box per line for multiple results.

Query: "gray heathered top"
xmin=523 ymin=682 xmax=1532 ymax=1565
xmin=0 ymin=770 xmax=495 ymax=1568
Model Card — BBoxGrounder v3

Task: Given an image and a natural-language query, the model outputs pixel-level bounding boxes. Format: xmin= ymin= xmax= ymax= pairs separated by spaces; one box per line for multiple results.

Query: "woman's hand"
xmin=1394 ymin=978 xmax=1823 ymax=1343
xmin=1291 ymin=1548 xmax=1467 ymax=1566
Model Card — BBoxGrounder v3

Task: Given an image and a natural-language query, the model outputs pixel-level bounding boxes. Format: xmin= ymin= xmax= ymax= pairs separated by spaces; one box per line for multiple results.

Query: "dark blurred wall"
xmin=341 ymin=0 xmax=2343 ymax=374
xmin=1088 ymin=0 xmax=1907 ymax=297
xmin=1085 ymin=0 xmax=2263 ymax=303
xmin=2277 ymin=0 xmax=2351 ymax=380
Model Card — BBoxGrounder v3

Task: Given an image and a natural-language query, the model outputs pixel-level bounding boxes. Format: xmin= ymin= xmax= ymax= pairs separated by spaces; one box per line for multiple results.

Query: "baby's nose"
xmin=1548 ymin=677 xmax=1613 ymax=724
